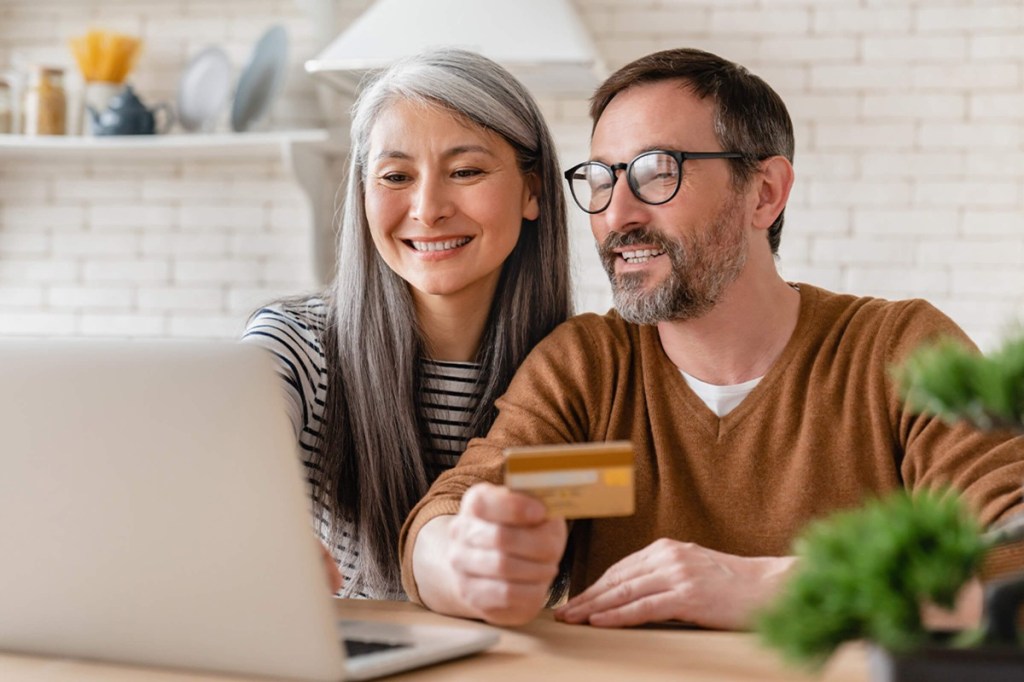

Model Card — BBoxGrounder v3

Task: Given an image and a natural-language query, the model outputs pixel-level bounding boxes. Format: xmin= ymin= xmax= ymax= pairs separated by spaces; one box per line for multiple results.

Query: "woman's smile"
xmin=404 ymin=236 xmax=474 ymax=258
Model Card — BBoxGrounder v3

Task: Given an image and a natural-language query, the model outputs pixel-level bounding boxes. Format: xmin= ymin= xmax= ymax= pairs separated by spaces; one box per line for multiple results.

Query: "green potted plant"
xmin=896 ymin=333 xmax=1024 ymax=434
xmin=756 ymin=333 xmax=1024 ymax=681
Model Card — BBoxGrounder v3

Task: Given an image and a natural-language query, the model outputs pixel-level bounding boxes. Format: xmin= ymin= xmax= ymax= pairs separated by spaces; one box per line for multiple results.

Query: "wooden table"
xmin=0 ymin=599 xmax=868 ymax=681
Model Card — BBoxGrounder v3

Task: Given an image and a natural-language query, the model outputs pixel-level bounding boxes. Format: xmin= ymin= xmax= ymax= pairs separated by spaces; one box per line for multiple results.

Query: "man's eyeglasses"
xmin=563 ymin=150 xmax=745 ymax=215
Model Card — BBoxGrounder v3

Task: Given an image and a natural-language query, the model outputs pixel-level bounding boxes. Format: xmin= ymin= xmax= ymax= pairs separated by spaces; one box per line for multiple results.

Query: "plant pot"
xmin=869 ymin=572 xmax=1024 ymax=682
xmin=868 ymin=641 xmax=1024 ymax=682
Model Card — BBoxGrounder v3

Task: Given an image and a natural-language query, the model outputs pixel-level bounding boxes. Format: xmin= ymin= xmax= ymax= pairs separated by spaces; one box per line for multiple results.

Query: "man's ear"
xmin=522 ymin=172 xmax=541 ymax=221
xmin=751 ymin=156 xmax=794 ymax=231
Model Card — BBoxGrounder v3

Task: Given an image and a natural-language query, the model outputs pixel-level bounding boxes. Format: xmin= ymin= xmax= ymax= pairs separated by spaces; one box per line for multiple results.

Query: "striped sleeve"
xmin=240 ymin=300 xmax=327 ymax=442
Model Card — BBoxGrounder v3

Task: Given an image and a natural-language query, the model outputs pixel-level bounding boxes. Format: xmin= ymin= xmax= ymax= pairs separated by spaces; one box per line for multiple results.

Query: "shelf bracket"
xmin=284 ymin=137 xmax=347 ymax=286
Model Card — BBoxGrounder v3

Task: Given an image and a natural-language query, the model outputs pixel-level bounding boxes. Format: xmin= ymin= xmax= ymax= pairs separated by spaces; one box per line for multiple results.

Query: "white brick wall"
xmin=0 ymin=0 xmax=1022 ymax=350
xmin=0 ymin=150 xmax=317 ymax=337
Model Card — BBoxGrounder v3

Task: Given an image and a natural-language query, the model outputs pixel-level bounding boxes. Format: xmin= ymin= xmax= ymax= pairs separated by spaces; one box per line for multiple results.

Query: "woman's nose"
xmin=410 ymin=175 xmax=455 ymax=227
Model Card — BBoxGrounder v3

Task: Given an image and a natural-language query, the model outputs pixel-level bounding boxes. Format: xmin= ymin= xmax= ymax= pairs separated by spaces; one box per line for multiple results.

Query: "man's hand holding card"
xmin=421 ymin=442 xmax=636 ymax=627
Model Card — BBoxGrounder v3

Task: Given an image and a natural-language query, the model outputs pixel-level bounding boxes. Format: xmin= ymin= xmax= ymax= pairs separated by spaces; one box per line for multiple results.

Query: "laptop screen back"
xmin=0 ymin=340 xmax=347 ymax=681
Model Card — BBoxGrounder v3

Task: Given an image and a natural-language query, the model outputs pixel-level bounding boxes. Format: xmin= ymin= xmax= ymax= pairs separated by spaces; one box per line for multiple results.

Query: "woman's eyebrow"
xmin=373 ymin=150 xmax=412 ymax=161
xmin=373 ymin=145 xmax=497 ymax=162
xmin=443 ymin=144 xmax=496 ymax=159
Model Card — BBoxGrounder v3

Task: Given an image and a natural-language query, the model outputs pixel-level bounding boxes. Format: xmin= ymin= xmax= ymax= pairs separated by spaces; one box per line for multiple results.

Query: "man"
xmin=397 ymin=48 xmax=1024 ymax=629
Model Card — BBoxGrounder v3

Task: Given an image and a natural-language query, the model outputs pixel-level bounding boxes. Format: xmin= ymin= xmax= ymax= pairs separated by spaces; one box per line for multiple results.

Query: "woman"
xmin=242 ymin=49 xmax=572 ymax=599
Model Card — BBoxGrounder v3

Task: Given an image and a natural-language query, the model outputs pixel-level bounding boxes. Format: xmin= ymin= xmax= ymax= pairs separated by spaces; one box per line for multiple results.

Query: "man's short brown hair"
xmin=591 ymin=48 xmax=794 ymax=255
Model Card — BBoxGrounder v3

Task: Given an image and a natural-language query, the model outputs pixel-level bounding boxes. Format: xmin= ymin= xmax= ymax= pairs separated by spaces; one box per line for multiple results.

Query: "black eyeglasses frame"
xmin=563 ymin=150 xmax=746 ymax=215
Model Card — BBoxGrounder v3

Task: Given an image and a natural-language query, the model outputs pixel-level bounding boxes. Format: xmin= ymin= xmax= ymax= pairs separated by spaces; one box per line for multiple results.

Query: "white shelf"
xmin=0 ymin=129 xmax=343 ymax=158
xmin=0 ymin=130 xmax=348 ymax=284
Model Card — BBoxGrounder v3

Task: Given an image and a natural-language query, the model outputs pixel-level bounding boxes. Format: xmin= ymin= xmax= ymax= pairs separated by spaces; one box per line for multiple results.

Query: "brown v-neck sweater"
xmin=400 ymin=284 xmax=1024 ymax=602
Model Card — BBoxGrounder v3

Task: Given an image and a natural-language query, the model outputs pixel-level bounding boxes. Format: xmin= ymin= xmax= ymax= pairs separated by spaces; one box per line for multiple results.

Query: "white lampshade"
xmin=305 ymin=0 xmax=606 ymax=95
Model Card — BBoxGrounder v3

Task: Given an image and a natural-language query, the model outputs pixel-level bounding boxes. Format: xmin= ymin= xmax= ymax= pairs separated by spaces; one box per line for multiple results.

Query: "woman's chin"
xmin=407 ymin=279 xmax=469 ymax=300
xmin=406 ymin=275 xmax=500 ymax=304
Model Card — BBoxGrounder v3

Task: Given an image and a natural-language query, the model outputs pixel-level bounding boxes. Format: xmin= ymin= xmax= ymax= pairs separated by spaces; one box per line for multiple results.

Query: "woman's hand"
xmin=320 ymin=541 xmax=344 ymax=594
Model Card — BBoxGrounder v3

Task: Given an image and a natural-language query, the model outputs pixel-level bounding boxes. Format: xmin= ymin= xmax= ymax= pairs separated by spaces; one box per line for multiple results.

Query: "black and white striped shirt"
xmin=241 ymin=298 xmax=481 ymax=599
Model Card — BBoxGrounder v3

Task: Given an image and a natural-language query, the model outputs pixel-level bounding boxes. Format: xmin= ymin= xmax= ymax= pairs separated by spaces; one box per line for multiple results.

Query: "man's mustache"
xmin=600 ymin=227 xmax=674 ymax=254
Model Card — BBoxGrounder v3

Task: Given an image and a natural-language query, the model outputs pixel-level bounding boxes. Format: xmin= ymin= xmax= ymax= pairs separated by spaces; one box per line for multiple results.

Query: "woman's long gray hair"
xmin=318 ymin=49 xmax=572 ymax=595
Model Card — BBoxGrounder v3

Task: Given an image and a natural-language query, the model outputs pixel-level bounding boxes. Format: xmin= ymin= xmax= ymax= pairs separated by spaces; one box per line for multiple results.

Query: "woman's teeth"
xmin=410 ymin=237 xmax=472 ymax=252
xmin=621 ymin=248 xmax=665 ymax=264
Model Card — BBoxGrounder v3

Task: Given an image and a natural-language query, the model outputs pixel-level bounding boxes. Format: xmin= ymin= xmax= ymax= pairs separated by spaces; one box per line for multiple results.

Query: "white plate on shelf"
xmin=231 ymin=25 xmax=289 ymax=133
xmin=177 ymin=46 xmax=232 ymax=132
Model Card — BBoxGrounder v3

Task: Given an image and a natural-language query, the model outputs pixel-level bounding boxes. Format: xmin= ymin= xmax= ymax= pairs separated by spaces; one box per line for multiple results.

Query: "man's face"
xmin=589 ymin=80 xmax=751 ymax=325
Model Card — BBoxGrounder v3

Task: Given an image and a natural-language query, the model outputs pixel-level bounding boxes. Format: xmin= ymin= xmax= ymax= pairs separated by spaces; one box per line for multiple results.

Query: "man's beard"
xmin=598 ymin=198 xmax=748 ymax=325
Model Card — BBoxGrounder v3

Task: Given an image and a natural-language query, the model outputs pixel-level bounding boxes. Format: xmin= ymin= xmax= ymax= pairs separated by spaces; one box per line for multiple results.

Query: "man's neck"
xmin=656 ymin=267 xmax=801 ymax=386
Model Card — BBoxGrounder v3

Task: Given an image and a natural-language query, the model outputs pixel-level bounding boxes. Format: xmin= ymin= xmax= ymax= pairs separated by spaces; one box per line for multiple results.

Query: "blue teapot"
xmin=87 ymin=85 xmax=173 ymax=136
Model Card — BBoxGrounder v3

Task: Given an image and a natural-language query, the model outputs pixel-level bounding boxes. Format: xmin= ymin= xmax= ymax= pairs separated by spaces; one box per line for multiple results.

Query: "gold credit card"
xmin=503 ymin=441 xmax=634 ymax=519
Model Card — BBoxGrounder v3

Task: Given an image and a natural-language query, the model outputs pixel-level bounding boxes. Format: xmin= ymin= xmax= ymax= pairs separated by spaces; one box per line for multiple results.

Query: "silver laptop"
xmin=0 ymin=340 xmax=497 ymax=681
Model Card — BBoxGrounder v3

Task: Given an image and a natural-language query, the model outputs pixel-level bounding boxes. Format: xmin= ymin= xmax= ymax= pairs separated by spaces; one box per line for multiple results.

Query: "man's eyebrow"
xmin=372 ymin=145 xmax=497 ymax=162
xmin=590 ymin=144 xmax=677 ymax=165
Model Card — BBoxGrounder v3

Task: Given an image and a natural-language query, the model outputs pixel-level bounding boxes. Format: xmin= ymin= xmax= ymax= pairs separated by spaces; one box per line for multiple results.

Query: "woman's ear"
xmin=751 ymin=156 xmax=794 ymax=232
xmin=522 ymin=172 xmax=541 ymax=221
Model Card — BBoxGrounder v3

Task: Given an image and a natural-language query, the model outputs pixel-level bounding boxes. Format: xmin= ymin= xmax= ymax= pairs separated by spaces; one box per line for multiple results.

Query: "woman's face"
xmin=364 ymin=99 xmax=539 ymax=305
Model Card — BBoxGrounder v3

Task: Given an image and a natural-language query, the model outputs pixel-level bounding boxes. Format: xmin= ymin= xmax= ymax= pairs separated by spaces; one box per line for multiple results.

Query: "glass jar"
xmin=0 ymin=78 xmax=13 ymax=134
xmin=23 ymin=66 xmax=66 ymax=135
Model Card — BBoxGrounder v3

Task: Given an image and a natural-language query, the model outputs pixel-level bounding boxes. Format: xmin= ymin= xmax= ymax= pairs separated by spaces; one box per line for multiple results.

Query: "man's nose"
xmin=410 ymin=175 xmax=455 ymax=227
xmin=598 ymin=171 xmax=649 ymax=236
